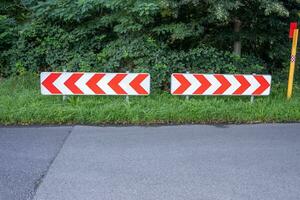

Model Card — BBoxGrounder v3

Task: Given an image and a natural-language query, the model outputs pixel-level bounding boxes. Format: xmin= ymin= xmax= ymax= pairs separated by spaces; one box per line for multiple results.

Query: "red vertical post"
xmin=289 ymin=22 xmax=298 ymax=39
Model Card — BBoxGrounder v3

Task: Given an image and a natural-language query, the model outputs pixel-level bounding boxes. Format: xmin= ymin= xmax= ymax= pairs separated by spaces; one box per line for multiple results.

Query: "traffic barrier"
xmin=171 ymin=73 xmax=271 ymax=96
xmin=41 ymin=72 xmax=150 ymax=95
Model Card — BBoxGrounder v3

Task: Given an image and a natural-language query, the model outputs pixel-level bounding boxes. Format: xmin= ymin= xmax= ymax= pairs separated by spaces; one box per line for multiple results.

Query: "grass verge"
xmin=0 ymin=74 xmax=300 ymax=125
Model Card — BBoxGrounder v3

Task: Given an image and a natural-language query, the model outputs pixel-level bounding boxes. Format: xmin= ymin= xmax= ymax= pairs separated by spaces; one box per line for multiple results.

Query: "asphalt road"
xmin=0 ymin=127 xmax=71 ymax=200
xmin=1 ymin=124 xmax=300 ymax=200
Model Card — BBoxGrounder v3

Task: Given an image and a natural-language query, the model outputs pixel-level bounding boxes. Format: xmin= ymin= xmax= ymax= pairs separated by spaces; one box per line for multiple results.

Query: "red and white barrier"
xmin=41 ymin=72 xmax=150 ymax=95
xmin=171 ymin=73 xmax=271 ymax=96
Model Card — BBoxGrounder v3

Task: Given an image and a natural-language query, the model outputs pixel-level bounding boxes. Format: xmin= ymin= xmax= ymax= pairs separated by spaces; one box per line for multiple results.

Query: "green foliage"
xmin=98 ymin=36 xmax=265 ymax=89
xmin=0 ymin=0 xmax=300 ymax=88
xmin=0 ymin=15 xmax=17 ymax=76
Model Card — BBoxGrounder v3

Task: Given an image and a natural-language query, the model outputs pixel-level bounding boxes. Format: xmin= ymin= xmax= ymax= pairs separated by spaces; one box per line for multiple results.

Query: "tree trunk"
xmin=233 ymin=19 xmax=242 ymax=56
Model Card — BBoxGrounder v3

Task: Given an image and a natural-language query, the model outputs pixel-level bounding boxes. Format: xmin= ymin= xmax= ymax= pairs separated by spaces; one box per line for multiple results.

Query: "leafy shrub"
xmin=0 ymin=0 xmax=299 ymax=89
xmin=98 ymin=36 xmax=265 ymax=89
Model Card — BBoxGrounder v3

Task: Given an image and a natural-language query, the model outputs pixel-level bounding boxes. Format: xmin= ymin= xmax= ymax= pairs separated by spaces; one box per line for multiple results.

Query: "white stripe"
xmin=140 ymin=75 xmax=150 ymax=94
xmin=76 ymin=73 xmax=95 ymax=95
xmin=40 ymin=72 xmax=51 ymax=95
xmin=120 ymin=74 xmax=137 ymax=95
xmin=53 ymin=73 xmax=73 ymax=95
xmin=171 ymin=74 xmax=180 ymax=94
xmin=203 ymin=75 xmax=220 ymax=95
xmin=98 ymin=73 xmax=117 ymax=95
xmin=243 ymin=75 xmax=259 ymax=95
xmin=184 ymin=74 xmax=200 ymax=95
xmin=223 ymin=75 xmax=240 ymax=95
xmin=260 ymin=75 xmax=271 ymax=95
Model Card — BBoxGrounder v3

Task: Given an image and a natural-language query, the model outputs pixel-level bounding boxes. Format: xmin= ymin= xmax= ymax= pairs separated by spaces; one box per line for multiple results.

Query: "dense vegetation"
xmin=1 ymin=0 xmax=300 ymax=90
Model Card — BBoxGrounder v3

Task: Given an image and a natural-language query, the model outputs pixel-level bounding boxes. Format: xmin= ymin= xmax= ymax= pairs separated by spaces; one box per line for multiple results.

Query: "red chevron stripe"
xmin=64 ymin=73 xmax=84 ymax=94
xmin=108 ymin=74 xmax=127 ymax=94
xmin=252 ymin=75 xmax=270 ymax=95
xmin=86 ymin=74 xmax=105 ymax=94
xmin=233 ymin=75 xmax=251 ymax=95
xmin=193 ymin=74 xmax=211 ymax=94
xmin=129 ymin=74 xmax=148 ymax=94
xmin=173 ymin=74 xmax=191 ymax=94
xmin=42 ymin=73 xmax=62 ymax=94
xmin=213 ymin=74 xmax=231 ymax=95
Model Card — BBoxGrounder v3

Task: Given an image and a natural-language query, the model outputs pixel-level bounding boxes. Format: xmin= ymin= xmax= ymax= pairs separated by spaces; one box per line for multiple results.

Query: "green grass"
xmin=1 ymin=73 xmax=300 ymax=125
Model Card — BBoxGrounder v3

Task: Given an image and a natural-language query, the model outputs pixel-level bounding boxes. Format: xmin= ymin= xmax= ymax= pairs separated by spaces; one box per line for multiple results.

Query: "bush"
xmin=0 ymin=0 xmax=298 ymax=88
xmin=4 ymin=32 xmax=265 ymax=90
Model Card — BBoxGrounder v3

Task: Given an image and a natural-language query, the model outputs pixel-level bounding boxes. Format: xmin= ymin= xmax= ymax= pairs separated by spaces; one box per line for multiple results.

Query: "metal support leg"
xmin=63 ymin=68 xmax=67 ymax=101
xmin=186 ymin=71 xmax=190 ymax=101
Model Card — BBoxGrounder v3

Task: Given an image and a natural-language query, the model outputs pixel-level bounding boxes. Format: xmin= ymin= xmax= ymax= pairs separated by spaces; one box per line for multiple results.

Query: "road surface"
xmin=0 ymin=124 xmax=300 ymax=200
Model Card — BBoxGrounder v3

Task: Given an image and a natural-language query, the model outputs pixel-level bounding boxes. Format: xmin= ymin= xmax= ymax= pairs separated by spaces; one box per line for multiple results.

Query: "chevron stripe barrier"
xmin=171 ymin=73 xmax=271 ymax=96
xmin=41 ymin=72 xmax=150 ymax=95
